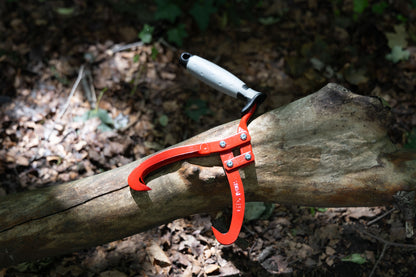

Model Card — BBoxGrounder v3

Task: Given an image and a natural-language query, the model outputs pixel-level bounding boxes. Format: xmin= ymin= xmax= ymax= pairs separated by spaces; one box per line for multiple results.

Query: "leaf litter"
xmin=0 ymin=1 xmax=416 ymax=276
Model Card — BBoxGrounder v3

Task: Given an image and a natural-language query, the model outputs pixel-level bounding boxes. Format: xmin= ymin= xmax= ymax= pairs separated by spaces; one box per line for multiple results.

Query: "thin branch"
xmin=367 ymin=207 xmax=396 ymax=226
xmin=356 ymin=226 xmax=416 ymax=277
xmin=369 ymin=243 xmax=388 ymax=277
xmin=57 ymin=65 xmax=85 ymax=119
xmin=109 ymin=41 xmax=144 ymax=54
xmin=45 ymin=65 xmax=85 ymax=141
xmin=358 ymin=228 xmax=416 ymax=249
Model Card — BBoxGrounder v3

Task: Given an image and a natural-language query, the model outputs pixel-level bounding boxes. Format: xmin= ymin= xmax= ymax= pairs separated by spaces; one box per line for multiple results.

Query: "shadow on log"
xmin=0 ymin=83 xmax=415 ymax=267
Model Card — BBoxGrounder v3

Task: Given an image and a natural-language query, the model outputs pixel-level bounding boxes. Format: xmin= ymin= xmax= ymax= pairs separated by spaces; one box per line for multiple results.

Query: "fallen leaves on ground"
xmin=1 ymin=0 xmax=416 ymax=276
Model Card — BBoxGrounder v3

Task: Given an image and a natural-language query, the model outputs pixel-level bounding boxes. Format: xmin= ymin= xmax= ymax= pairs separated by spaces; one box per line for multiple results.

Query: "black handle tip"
xmin=241 ymin=92 xmax=266 ymax=115
xmin=179 ymin=52 xmax=192 ymax=68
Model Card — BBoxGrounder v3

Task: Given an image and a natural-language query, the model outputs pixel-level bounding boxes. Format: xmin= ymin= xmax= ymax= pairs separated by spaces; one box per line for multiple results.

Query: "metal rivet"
xmin=219 ymin=141 xmax=226 ymax=148
xmin=245 ymin=153 xmax=252 ymax=161
xmin=226 ymin=160 xmax=234 ymax=168
xmin=240 ymin=133 xmax=247 ymax=141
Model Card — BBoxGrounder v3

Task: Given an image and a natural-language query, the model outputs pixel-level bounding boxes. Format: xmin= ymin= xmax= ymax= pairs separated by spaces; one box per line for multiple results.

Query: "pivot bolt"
xmin=240 ymin=133 xmax=247 ymax=141
xmin=245 ymin=153 xmax=252 ymax=161
xmin=226 ymin=160 xmax=234 ymax=168
xmin=219 ymin=141 xmax=226 ymax=148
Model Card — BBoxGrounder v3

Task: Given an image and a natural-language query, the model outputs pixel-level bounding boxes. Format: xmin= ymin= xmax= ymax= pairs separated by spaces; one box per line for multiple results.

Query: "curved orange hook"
xmin=128 ymin=105 xmax=257 ymax=245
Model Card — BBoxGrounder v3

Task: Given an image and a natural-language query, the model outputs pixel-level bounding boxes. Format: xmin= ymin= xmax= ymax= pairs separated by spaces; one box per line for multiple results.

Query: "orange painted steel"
xmin=128 ymin=105 xmax=257 ymax=245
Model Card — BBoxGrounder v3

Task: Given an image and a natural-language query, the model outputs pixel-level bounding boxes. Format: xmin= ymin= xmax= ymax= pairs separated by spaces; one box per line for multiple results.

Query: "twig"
xmin=358 ymin=228 xmax=416 ymax=249
xmin=57 ymin=65 xmax=85 ymax=119
xmin=45 ymin=65 xmax=85 ymax=141
xmin=356 ymin=226 xmax=416 ymax=277
xmin=109 ymin=41 xmax=144 ymax=54
xmin=369 ymin=243 xmax=388 ymax=277
xmin=81 ymin=67 xmax=96 ymax=109
xmin=157 ymin=38 xmax=177 ymax=51
xmin=367 ymin=207 xmax=396 ymax=226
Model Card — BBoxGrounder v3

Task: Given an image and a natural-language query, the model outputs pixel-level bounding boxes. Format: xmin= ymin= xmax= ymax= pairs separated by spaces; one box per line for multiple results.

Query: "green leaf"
xmin=190 ymin=0 xmax=217 ymax=31
xmin=155 ymin=0 xmax=182 ymax=23
xmin=185 ymin=98 xmax=211 ymax=122
xmin=344 ymin=67 xmax=368 ymax=85
xmin=133 ymin=54 xmax=139 ymax=63
xmin=74 ymin=109 xmax=114 ymax=131
xmin=158 ymin=114 xmax=169 ymax=127
xmin=404 ymin=129 xmax=416 ymax=149
xmin=151 ymin=46 xmax=159 ymax=60
xmin=397 ymin=14 xmax=408 ymax=23
xmin=259 ymin=16 xmax=280 ymax=25
xmin=353 ymin=0 xmax=368 ymax=14
xmin=245 ymin=202 xmax=267 ymax=221
xmin=385 ymin=25 xmax=408 ymax=49
xmin=386 ymin=46 xmax=410 ymax=63
xmin=342 ymin=253 xmax=367 ymax=264
xmin=371 ymin=1 xmax=388 ymax=15
xmin=56 ymin=7 xmax=75 ymax=16
xmin=139 ymin=24 xmax=154 ymax=44
xmin=97 ymin=123 xmax=113 ymax=132
xmin=245 ymin=202 xmax=274 ymax=221
xmin=95 ymin=109 xmax=114 ymax=125
xmin=167 ymin=24 xmax=188 ymax=46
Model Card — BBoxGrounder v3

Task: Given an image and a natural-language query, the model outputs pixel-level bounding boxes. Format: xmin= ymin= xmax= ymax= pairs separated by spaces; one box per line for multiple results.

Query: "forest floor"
xmin=1 ymin=1 xmax=416 ymax=276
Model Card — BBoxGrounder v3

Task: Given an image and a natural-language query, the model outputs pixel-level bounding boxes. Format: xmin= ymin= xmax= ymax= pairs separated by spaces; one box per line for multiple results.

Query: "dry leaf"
xmin=204 ymin=264 xmax=220 ymax=275
xmin=146 ymin=242 xmax=171 ymax=267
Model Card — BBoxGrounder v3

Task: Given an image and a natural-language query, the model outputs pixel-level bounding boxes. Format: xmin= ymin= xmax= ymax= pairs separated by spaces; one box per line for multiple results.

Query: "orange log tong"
xmin=128 ymin=53 xmax=265 ymax=245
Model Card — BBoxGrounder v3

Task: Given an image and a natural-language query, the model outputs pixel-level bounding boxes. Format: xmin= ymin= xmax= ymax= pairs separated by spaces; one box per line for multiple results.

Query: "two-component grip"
xmin=180 ymin=52 xmax=266 ymax=115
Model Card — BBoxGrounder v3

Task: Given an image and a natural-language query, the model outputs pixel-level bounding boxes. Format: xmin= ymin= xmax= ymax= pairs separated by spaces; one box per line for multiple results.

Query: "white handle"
xmin=180 ymin=52 xmax=265 ymax=114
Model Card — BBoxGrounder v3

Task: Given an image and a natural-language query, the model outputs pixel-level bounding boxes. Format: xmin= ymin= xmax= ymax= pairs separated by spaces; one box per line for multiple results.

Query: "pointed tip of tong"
xmin=128 ymin=175 xmax=152 ymax=191
xmin=131 ymin=183 xmax=152 ymax=191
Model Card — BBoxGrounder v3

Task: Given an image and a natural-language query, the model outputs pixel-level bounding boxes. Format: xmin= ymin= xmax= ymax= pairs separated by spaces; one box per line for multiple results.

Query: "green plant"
xmin=136 ymin=0 xmax=263 ymax=46
xmin=166 ymin=24 xmax=188 ymax=46
xmin=371 ymin=1 xmax=388 ymax=15
xmin=244 ymin=202 xmax=274 ymax=221
xmin=154 ymin=0 xmax=182 ymax=23
xmin=353 ymin=0 xmax=368 ymax=14
xmin=341 ymin=253 xmax=367 ymax=264
xmin=74 ymin=88 xmax=115 ymax=132
xmin=404 ymin=128 xmax=416 ymax=149
xmin=309 ymin=207 xmax=328 ymax=216
xmin=189 ymin=0 xmax=217 ymax=31
xmin=138 ymin=24 xmax=154 ymax=44
xmin=396 ymin=14 xmax=408 ymax=23
xmin=158 ymin=114 xmax=169 ymax=127
xmin=151 ymin=47 xmax=159 ymax=60
xmin=385 ymin=24 xmax=410 ymax=63
xmin=56 ymin=7 xmax=75 ymax=16
xmin=153 ymin=0 xmax=187 ymax=46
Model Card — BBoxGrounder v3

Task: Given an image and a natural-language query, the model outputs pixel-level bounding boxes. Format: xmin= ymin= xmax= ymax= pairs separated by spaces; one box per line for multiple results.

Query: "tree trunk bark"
xmin=1 ymin=83 xmax=415 ymax=267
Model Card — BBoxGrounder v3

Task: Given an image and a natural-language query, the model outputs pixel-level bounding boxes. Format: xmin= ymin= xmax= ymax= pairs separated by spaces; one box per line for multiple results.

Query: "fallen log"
xmin=1 ymin=83 xmax=415 ymax=267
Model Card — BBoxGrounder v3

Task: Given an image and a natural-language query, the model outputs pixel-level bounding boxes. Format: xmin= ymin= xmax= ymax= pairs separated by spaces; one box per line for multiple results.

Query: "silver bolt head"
xmin=245 ymin=153 xmax=252 ymax=161
xmin=219 ymin=141 xmax=226 ymax=148
xmin=240 ymin=133 xmax=247 ymax=141
xmin=226 ymin=160 xmax=234 ymax=168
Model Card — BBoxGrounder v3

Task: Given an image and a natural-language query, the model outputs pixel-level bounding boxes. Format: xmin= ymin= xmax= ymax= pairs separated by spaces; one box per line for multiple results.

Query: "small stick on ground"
xmin=356 ymin=226 xmax=416 ymax=277
xmin=367 ymin=207 xmax=396 ymax=226
xmin=45 ymin=65 xmax=85 ymax=141
xmin=109 ymin=41 xmax=144 ymax=54
xmin=57 ymin=65 xmax=85 ymax=120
